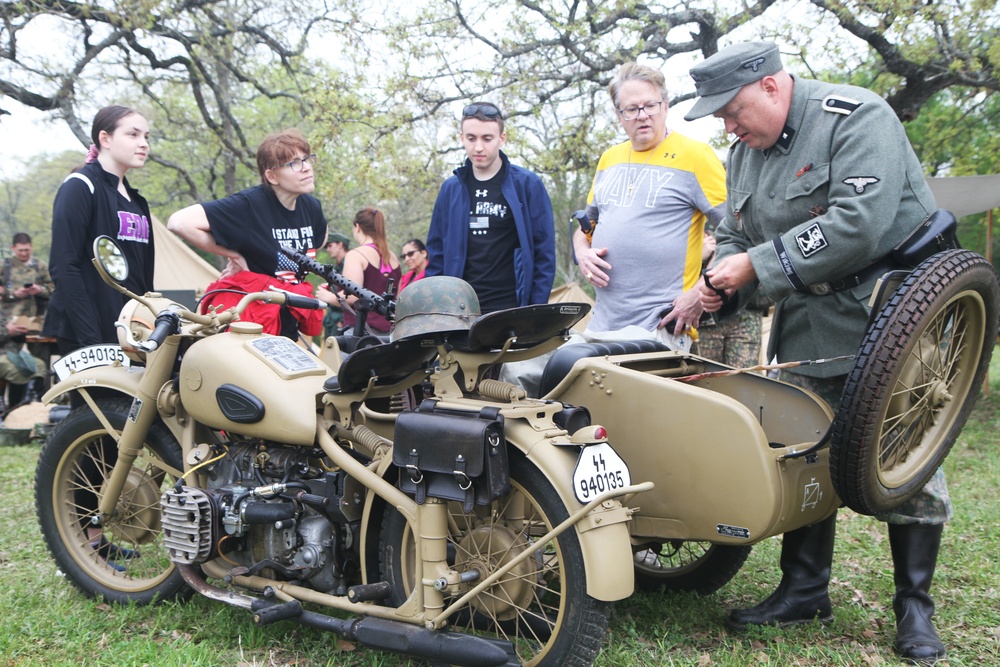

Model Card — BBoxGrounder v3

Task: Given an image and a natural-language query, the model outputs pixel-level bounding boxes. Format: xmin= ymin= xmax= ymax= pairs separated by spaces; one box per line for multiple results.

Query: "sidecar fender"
xmin=505 ymin=420 xmax=636 ymax=602
xmin=42 ymin=365 xmax=144 ymax=405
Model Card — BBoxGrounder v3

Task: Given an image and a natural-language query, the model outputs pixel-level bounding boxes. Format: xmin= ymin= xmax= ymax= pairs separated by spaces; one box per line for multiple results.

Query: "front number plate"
xmin=53 ymin=344 xmax=130 ymax=381
xmin=572 ymin=442 xmax=632 ymax=504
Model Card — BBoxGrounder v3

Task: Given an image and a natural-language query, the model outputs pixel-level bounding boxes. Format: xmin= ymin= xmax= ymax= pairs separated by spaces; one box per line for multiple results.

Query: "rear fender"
xmin=358 ymin=415 xmax=637 ymax=602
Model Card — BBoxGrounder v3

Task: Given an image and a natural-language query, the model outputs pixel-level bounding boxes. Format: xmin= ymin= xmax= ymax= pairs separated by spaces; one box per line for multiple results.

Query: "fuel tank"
xmin=179 ymin=323 xmax=334 ymax=445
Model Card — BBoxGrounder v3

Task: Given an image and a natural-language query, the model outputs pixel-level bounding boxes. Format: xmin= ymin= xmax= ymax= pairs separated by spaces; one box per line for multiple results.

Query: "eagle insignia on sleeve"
xmin=843 ymin=176 xmax=880 ymax=193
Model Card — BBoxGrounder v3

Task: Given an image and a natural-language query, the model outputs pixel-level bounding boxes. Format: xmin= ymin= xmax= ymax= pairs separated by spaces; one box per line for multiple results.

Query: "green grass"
xmin=2 ymin=357 xmax=998 ymax=667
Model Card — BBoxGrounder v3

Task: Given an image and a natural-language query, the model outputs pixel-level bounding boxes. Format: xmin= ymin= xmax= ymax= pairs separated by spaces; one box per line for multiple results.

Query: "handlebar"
xmin=140 ymin=310 xmax=182 ymax=352
xmin=266 ymin=286 xmax=327 ymax=311
xmin=278 ymin=245 xmax=395 ymax=321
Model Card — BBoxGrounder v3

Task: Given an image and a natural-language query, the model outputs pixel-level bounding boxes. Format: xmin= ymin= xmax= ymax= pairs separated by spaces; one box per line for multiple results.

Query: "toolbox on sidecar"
xmin=542 ymin=348 xmax=839 ymax=546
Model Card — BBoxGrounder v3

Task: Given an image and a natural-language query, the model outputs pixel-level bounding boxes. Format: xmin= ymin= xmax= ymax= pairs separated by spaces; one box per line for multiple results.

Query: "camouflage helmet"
xmin=391 ymin=276 xmax=481 ymax=342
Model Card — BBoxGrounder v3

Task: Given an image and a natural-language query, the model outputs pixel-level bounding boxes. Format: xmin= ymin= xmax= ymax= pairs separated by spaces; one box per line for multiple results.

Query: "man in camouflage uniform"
xmin=2 ymin=232 xmax=55 ymax=321
xmin=688 ymin=42 xmax=950 ymax=664
xmin=1 ymin=233 xmax=54 ymax=405
xmin=697 ymin=231 xmax=769 ymax=369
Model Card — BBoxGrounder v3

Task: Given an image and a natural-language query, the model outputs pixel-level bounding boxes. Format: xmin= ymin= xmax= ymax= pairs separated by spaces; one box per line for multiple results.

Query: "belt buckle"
xmin=808 ymin=282 xmax=832 ymax=296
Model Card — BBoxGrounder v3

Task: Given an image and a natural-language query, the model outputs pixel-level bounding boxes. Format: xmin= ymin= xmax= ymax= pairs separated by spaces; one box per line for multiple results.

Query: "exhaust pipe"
xmin=292 ymin=611 xmax=518 ymax=667
xmin=177 ymin=565 xmax=517 ymax=667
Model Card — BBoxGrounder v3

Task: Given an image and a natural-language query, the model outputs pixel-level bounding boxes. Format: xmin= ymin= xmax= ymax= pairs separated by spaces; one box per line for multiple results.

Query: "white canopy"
xmin=927 ymin=175 xmax=1000 ymax=217
xmin=152 ymin=217 xmax=220 ymax=292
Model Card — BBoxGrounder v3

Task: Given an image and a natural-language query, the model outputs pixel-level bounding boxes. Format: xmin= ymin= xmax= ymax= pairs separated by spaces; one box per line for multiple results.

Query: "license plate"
xmin=53 ymin=344 xmax=130 ymax=381
xmin=572 ymin=442 xmax=632 ymax=504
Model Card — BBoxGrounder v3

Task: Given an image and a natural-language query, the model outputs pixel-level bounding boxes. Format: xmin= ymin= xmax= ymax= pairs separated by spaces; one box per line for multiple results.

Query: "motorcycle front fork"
xmin=95 ymin=339 xmax=180 ymax=522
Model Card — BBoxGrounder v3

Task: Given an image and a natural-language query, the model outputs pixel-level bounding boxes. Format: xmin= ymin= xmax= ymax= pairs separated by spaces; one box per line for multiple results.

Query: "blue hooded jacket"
xmin=426 ymin=151 xmax=556 ymax=307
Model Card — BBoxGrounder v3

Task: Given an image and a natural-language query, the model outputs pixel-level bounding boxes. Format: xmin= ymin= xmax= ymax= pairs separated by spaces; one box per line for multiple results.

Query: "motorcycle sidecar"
xmin=541 ymin=349 xmax=840 ymax=547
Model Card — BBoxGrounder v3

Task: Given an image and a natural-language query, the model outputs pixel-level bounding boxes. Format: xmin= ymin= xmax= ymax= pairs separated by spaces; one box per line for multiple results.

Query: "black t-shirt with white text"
xmin=463 ymin=166 xmax=519 ymax=313
xmin=202 ymin=185 xmax=327 ymax=277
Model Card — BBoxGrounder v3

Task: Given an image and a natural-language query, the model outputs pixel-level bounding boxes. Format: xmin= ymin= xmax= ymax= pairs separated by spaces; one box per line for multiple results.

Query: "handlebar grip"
xmin=140 ymin=310 xmax=181 ymax=352
xmin=281 ymin=292 xmax=327 ymax=310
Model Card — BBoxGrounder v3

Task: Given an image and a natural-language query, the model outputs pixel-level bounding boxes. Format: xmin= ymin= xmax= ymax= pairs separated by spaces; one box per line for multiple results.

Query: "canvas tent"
xmin=549 ymin=281 xmax=594 ymax=330
xmin=927 ymin=175 xmax=1000 ymax=218
xmin=152 ymin=217 xmax=220 ymax=307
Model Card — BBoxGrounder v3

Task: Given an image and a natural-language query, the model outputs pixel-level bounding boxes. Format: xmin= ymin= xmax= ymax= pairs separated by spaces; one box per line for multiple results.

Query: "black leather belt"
xmin=806 ymin=258 xmax=898 ymax=296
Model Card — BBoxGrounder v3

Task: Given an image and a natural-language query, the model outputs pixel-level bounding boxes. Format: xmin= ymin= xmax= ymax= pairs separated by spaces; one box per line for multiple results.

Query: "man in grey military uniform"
xmin=687 ymin=41 xmax=950 ymax=664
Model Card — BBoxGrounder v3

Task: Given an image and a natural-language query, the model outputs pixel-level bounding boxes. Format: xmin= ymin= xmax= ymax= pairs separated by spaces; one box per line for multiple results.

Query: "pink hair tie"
xmin=85 ymin=144 xmax=100 ymax=163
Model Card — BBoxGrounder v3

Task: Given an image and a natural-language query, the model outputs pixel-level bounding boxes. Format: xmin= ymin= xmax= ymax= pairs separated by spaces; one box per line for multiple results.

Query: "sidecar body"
xmin=541 ymin=347 xmax=839 ymax=546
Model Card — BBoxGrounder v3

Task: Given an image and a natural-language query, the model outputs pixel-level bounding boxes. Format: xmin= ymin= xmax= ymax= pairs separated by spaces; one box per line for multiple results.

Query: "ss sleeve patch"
xmin=795 ymin=223 xmax=829 ymax=258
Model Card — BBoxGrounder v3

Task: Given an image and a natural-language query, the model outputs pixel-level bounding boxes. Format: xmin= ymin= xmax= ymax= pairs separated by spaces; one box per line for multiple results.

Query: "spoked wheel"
xmin=831 ymin=250 xmax=999 ymax=515
xmin=380 ymin=454 xmax=610 ymax=667
xmin=35 ymin=398 xmax=190 ymax=604
xmin=633 ymin=540 xmax=751 ymax=595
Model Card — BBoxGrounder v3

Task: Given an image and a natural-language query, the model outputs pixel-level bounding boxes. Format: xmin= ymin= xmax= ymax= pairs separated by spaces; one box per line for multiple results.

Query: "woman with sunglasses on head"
xmin=168 ymin=129 xmax=328 ymax=340
xmin=399 ymin=238 xmax=428 ymax=291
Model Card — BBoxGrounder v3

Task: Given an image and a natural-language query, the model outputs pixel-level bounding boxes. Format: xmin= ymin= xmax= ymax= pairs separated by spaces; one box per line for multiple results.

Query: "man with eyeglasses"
xmin=573 ymin=62 xmax=726 ymax=346
xmin=426 ymin=102 xmax=555 ymax=313
xmin=168 ymin=129 xmax=328 ymax=340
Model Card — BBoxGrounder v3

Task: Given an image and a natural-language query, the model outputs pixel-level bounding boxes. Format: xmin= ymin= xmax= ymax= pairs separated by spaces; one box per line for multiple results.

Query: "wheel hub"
xmin=458 ymin=524 xmax=535 ymax=619
xmin=887 ymin=336 xmax=942 ymax=428
xmin=101 ymin=467 xmax=162 ymax=545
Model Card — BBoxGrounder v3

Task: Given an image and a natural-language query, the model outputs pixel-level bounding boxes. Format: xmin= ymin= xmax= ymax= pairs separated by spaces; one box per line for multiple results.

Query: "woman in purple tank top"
xmin=338 ymin=208 xmax=401 ymax=333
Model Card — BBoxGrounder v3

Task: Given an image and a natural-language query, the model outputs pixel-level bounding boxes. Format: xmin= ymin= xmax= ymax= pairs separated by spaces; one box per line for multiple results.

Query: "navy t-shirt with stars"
xmin=463 ymin=165 xmax=519 ymax=312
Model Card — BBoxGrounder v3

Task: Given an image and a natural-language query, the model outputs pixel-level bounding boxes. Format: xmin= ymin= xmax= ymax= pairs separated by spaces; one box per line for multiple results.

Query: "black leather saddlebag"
xmin=892 ymin=209 xmax=959 ymax=267
xmin=393 ymin=402 xmax=509 ymax=512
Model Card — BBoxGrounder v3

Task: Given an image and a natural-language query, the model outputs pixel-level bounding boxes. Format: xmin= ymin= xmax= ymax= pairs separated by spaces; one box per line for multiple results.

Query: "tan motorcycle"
xmin=269 ymin=236 xmax=998 ymax=600
xmin=35 ymin=237 xmax=652 ymax=667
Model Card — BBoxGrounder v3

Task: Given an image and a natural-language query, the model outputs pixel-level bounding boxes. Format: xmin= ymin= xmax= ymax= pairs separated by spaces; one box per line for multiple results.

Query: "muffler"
xmin=177 ymin=565 xmax=517 ymax=667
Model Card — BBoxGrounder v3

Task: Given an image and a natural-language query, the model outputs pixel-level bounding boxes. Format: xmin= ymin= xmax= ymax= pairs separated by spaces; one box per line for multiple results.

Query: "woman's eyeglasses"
xmin=282 ymin=154 xmax=318 ymax=172
xmin=401 ymin=250 xmax=420 ymax=259
xmin=462 ymin=104 xmax=503 ymax=120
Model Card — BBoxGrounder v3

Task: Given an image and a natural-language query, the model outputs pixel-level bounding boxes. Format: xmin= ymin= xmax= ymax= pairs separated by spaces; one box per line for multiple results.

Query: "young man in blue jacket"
xmin=426 ymin=102 xmax=556 ymax=313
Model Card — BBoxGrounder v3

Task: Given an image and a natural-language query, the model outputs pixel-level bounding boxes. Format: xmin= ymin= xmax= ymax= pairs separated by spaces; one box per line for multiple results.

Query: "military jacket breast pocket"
xmin=784 ymin=164 xmax=831 ymax=218
xmin=729 ymin=190 xmax=752 ymax=235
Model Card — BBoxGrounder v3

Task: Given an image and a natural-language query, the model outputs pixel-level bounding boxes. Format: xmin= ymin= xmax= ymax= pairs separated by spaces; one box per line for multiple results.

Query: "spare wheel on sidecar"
xmin=830 ymin=249 xmax=999 ymax=516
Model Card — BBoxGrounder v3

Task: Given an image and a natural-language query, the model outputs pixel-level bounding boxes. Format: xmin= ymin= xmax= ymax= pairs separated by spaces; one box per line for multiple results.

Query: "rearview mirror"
xmin=93 ymin=235 xmax=129 ymax=283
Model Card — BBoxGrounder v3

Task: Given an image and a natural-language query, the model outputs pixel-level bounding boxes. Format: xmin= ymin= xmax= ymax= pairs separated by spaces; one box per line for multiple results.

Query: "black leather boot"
xmin=727 ymin=513 xmax=836 ymax=630
xmin=890 ymin=523 xmax=946 ymax=664
xmin=6 ymin=381 xmax=26 ymax=407
xmin=25 ymin=377 xmax=43 ymax=403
